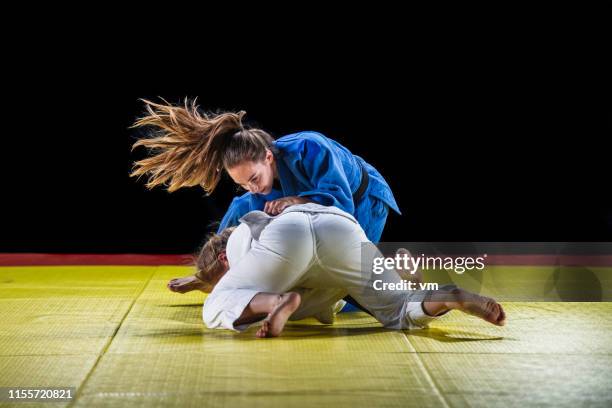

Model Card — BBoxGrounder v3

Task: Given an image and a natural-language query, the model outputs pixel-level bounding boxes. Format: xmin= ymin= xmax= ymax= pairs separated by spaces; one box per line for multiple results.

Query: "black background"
xmin=2 ymin=48 xmax=610 ymax=254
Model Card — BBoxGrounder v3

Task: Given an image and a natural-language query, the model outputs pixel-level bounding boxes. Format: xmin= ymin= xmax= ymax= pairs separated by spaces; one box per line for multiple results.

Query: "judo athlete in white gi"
xmin=199 ymin=203 xmax=506 ymax=338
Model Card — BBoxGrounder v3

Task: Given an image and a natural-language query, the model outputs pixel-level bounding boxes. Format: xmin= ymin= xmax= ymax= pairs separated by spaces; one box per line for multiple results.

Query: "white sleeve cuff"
xmin=405 ymin=301 xmax=448 ymax=329
xmin=203 ymin=289 xmax=260 ymax=331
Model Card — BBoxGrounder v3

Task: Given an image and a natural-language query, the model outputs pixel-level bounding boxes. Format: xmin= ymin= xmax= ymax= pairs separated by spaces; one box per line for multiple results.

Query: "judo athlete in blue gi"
xmin=217 ymin=130 xmax=400 ymax=243
xmin=130 ymin=99 xmax=400 ymax=297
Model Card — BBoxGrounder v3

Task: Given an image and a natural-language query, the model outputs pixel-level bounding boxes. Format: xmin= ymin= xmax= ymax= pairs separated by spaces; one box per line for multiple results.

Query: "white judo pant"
xmin=203 ymin=203 xmax=438 ymax=331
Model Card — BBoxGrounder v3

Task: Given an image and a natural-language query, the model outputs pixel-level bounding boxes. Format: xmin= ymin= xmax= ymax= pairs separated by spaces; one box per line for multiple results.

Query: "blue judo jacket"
xmin=217 ymin=131 xmax=400 ymax=242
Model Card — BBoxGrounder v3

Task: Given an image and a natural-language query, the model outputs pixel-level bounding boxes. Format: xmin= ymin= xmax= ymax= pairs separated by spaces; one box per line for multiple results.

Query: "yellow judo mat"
xmin=1 ymin=265 xmax=612 ymax=407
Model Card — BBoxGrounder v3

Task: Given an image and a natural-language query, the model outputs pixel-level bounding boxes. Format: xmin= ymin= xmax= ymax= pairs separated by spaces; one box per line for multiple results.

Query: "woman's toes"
xmin=487 ymin=302 xmax=506 ymax=326
xmin=497 ymin=305 xmax=507 ymax=325
xmin=256 ymin=321 xmax=270 ymax=338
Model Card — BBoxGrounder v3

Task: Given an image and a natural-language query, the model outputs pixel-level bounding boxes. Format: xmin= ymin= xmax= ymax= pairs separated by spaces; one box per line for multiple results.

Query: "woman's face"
xmin=226 ymin=149 xmax=276 ymax=195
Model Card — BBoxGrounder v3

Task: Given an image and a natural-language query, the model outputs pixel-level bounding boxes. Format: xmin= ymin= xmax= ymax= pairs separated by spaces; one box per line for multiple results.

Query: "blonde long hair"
xmin=131 ymin=98 xmax=275 ymax=193
xmin=194 ymin=227 xmax=235 ymax=289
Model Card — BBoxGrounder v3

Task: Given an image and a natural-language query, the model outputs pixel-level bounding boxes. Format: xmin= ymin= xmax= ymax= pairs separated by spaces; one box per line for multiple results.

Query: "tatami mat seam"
xmin=66 ymin=265 xmax=158 ymax=407
xmin=401 ymin=332 xmax=452 ymax=408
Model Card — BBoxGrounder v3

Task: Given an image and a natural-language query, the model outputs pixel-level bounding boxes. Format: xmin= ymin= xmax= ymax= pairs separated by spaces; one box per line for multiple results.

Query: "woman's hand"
xmin=264 ymin=196 xmax=313 ymax=215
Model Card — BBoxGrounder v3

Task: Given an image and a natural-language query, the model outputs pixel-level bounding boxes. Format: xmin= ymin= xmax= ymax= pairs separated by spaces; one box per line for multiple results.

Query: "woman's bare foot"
xmin=256 ymin=292 xmax=301 ymax=338
xmin=167 ymin=275 xmax=207 ymax=293
xmin=447 ymin=288 xmax=506 ymax=326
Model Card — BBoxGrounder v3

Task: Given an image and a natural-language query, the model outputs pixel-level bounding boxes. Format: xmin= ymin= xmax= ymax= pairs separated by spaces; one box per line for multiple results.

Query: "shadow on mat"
xmin=275 ymin=324 xmax=396 ymax=339
xmin=407 ymin=327 xmax=504 ymax=342
xmin=158 ymin=303 xmax=202 ymax=308
xmin=134 ymin=326 xmax=505 ymax=342
xmin=143 ymin=306 xmax=503 ymax=342
xmin=128 ymin=320 xmax=506 ymax=343
xmin=131 ymin=324 xmax=394 ymax=341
